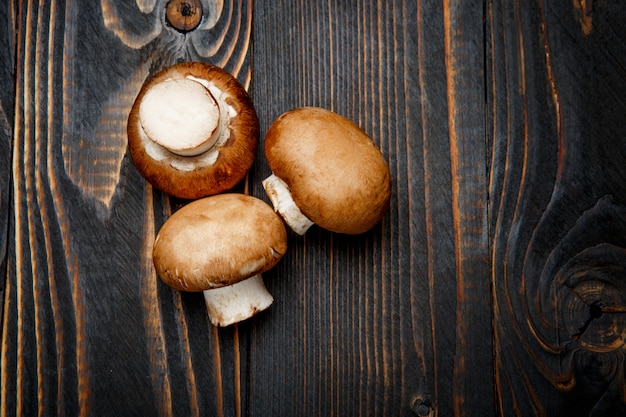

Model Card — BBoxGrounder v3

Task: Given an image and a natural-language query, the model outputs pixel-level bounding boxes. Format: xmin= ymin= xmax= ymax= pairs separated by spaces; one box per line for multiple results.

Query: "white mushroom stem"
xmin=262 ymin=174 xmax=314 ymax=235
xmin=139 ymin=77 xmax=221 ymax=156
xmin=203 ymin=274 xmax=274 ymax=327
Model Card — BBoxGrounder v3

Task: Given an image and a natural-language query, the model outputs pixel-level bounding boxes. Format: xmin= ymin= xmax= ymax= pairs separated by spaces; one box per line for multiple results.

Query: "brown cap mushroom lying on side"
xmin=152 ymin=194 xmax=287 ymax=327
xmin=127 ymin=62 xmax=259 ymax=199
xmin=262 ymin=107 xmax=391 ymax=235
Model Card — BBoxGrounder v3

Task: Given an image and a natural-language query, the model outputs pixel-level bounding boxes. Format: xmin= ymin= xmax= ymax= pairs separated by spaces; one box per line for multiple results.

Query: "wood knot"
xmin=558 ymin=261 xmax=626 ymax=353
xmin=166 ymin=0 xmax=202 ymax=33
xmin=411 ymin=397 xmax=434 ymax=416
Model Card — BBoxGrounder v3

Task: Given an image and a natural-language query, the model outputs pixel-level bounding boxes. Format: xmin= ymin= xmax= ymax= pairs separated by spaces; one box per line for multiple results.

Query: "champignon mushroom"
xmin=128 ymin=62 xmax=259 ymax=199
xmin=262 ymin=107 xmax=391 ymax=235
xmin=152 ymin=193 xmax=287 ymax=327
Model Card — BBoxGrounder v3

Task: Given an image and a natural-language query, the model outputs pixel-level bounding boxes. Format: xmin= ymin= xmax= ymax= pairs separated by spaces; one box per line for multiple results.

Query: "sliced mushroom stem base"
xmin=139 ymin=77 xmax=222 ymax=157
xmin=203 ymin=274 xmax=274 ymax=327
xmin=262 ymin=174 xmax=314 ymax=235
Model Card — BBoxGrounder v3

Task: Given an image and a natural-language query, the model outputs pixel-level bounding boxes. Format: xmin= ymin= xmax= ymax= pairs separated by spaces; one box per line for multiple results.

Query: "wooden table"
xmin=1 ymin=1 xmax=625 ymax=416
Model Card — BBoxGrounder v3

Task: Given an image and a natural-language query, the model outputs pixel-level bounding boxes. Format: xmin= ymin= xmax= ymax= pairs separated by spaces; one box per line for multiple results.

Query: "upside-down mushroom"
xmin=128 ymin=62 xmax=259 ymax=199
xmin=152 ymin=193 xmax=287 ymax=327
xmin=262 ymin=106 xmax=391 ymax=235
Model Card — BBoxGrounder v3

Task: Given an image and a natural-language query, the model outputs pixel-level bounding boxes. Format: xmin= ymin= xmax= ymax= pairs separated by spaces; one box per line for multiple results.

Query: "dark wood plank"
xmin=0 ymin=0 xmax=500 ymax=415
xmin=488 ymin=0 xmax=626 ymax=415
xmin=249 ymin=1 xmax=492 ymax=416
xmin=0 ymin=0 xmax=15 ymax=306
xmin=2 ymin=0 xmax=497 ymax=415
xmin=6 ymin=0 xmax=623 ymax=416
xmin=1 ymin=1 xmax=253 ymax=415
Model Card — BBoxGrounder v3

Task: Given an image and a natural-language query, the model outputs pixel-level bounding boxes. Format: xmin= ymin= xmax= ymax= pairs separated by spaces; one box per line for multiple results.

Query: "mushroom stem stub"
xmin=203 ymin=274 xmax=274 ymax=327
xmin=262 ymin=173 xmax=314 ymax=235
xmin=139 ymin=77 xmax=221 ymax=156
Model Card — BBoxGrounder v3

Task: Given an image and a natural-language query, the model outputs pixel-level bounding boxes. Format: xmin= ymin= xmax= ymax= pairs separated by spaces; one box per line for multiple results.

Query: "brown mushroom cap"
xmin=128 ymin=62 xmax=259 ymax=199
xmin=264 ymin=107 xmax=391 ymax=234
xmin=153 ymin=193 xmax=287 ymax=292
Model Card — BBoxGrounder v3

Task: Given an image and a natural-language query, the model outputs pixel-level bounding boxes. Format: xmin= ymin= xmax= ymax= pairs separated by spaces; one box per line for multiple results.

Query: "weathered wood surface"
xmin=488 ymin=1 xmax=626 ymax=415
xmin=0 ymin=1 xmax=13 ymax=310
xmin=0 ymin=0 xmax=625 ymax=416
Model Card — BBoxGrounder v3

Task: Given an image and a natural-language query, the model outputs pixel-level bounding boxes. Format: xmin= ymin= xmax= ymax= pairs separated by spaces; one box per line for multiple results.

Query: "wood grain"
xmin=1 ymin=0 xmax=625 ymax=416
xmin=488 ymin=0 xmax=626 ymax=415
xmin=0 ymin=0 xmax=14 ymax=306
xmin=1 ymin=0 xmax=253 ymax=416
xmin=249 ymin=1 xmax=491 ymax=416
